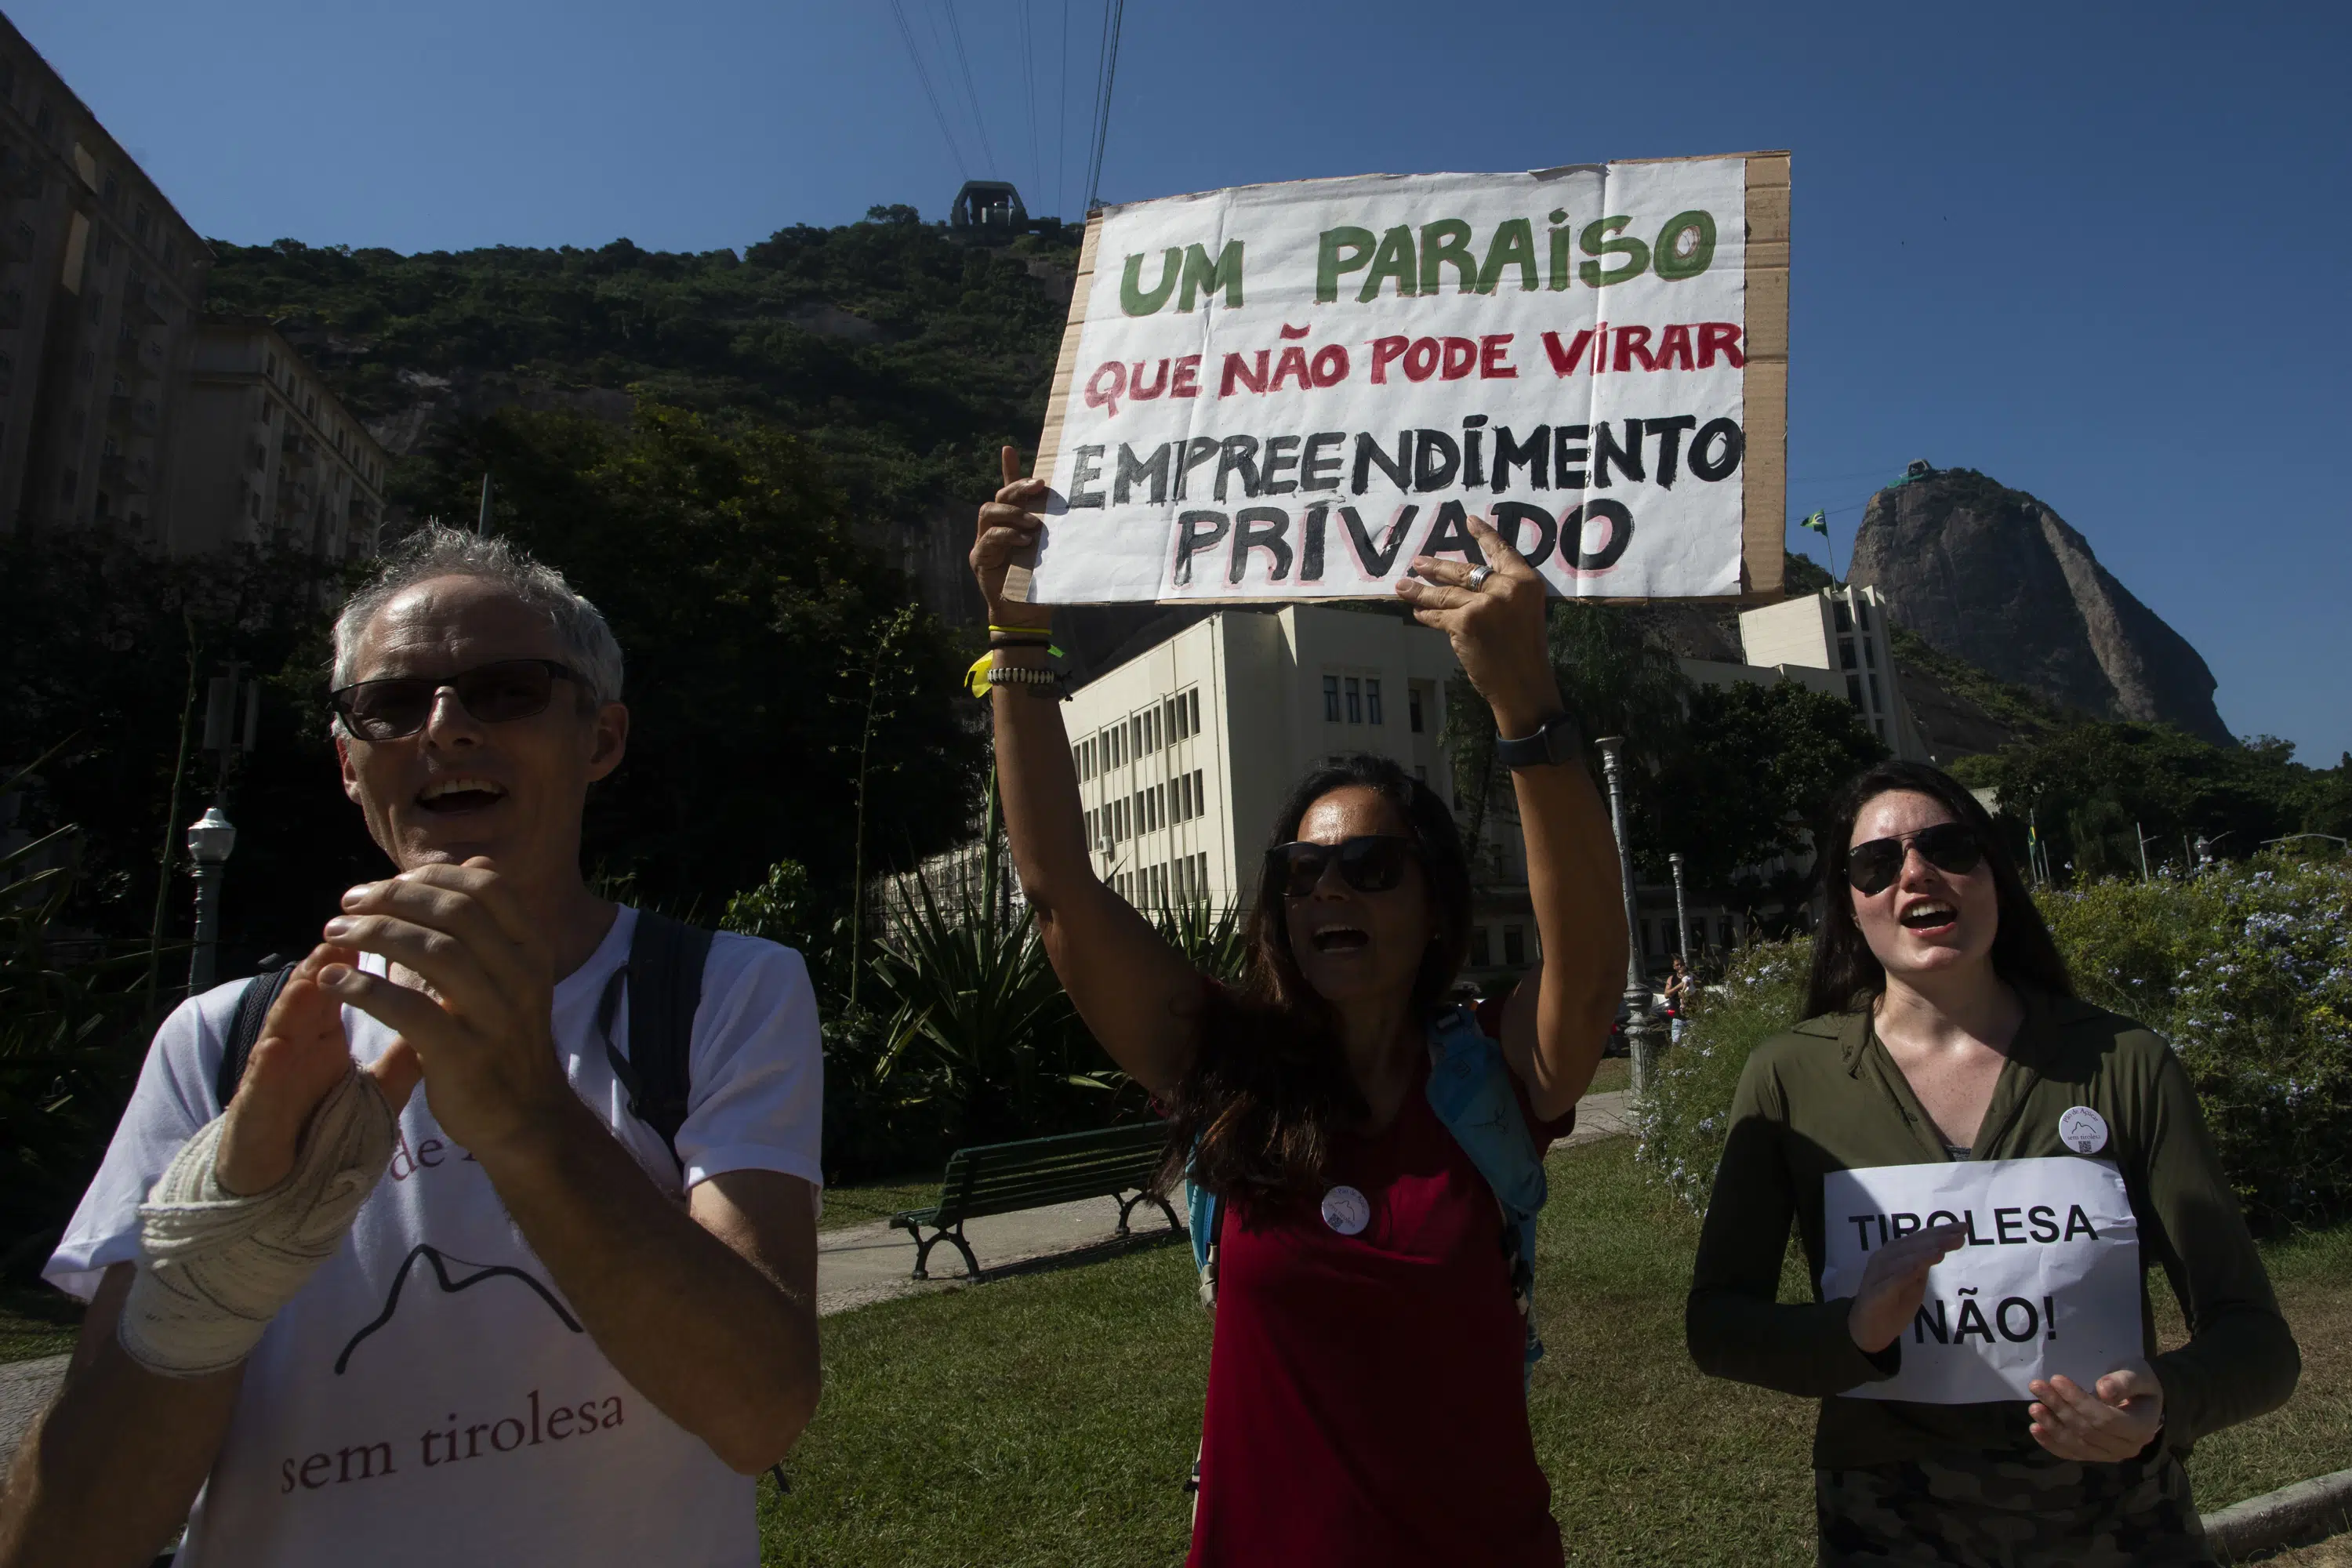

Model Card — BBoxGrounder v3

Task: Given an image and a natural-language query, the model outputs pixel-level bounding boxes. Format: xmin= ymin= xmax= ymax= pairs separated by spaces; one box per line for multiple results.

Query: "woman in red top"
xmin=971 ymin=450 xmax=1629 ymax=1566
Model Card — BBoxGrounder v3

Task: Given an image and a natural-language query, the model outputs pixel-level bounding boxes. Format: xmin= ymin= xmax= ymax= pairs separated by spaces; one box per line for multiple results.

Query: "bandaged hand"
xmin=120 ymin=944 xmax=419 ymax=1377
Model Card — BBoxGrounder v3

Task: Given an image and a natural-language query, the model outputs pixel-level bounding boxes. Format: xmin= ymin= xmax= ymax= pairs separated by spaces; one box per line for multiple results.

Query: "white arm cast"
xmin=119 ymin=1065 xmax=396 ymax=1377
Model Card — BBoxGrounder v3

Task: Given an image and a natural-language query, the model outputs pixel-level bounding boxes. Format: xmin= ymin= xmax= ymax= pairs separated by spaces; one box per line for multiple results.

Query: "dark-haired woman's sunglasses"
xmin=1846 ymin=822 xmax=1984 ymax=896
xmin=1267 ymin=835 xmax=1416 ymax=898
xmin=330 ymin=659 xmax=586 ymax=742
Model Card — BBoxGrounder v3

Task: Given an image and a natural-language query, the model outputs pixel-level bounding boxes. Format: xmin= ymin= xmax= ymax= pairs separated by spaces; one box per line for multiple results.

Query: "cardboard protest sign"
xmin=1820 ymin=1156 xmax=2143 ymax=1405
xmin=1013 ymin=152 xmax=1788 ymax=607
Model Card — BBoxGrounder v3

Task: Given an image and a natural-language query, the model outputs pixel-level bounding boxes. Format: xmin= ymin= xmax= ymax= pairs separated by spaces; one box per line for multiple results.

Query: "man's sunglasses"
xmin=329 ymin=659 xmax=589 ymax=742
xmin=1846 ymin=822 xmax=1984 ymax=896
xmin=1267 ymin=835 xmax=1417 ymax=898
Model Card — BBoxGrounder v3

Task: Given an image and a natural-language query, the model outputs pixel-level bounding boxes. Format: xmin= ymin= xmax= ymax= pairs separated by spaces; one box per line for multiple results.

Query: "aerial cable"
xmin=1083 ymin=0 xmax=1125 ymax=213
xmin=1018 ymin=0 xmax=1044 ymax=212
xmin=1055 ymin=0 xmax=1072 ymax=220
xmin=938 ymin=0 xmax=998 ymax=178
xmin=888 ymin=0 xmax=969 ymax=182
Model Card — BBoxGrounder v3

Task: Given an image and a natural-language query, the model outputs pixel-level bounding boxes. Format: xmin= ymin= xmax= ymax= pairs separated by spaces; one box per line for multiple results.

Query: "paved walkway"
xmin=0 ymin=1352 xmax=69 ymax=1475
xmin=0 ymin=1090 xmax=1637 ymax=1473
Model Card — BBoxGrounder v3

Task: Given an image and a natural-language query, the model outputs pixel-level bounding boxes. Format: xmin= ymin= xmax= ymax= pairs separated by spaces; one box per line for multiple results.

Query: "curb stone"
xmin=2206 ymin=1468 xmax=2352 ymax=1562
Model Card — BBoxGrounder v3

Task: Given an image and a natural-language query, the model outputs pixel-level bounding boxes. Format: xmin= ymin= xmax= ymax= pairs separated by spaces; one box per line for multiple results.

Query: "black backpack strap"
xmin=599 ymin=910 xmax=716 ymax=1171
xmin=215 ymin=964 xmax=301 ymax=1109
xmin=215 ymin=961 xmax=299 ymax=1114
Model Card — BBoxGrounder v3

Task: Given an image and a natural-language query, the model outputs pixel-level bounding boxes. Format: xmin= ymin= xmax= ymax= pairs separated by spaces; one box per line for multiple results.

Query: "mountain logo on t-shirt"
xmin=334 ymin=1243 xmax=585 ymax=1374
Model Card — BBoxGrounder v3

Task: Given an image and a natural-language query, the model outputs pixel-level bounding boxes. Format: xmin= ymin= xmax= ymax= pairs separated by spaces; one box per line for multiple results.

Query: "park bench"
xmin=889 ymin=1121 xmax=1182 ymax=1279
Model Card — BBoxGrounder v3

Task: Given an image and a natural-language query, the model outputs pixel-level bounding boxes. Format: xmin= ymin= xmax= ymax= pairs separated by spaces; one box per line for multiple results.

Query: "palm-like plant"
xmin=1 ymin=747 xmax=160 ymax=1275
xmin=866 ymin=774 xmax=1116 ymax=1143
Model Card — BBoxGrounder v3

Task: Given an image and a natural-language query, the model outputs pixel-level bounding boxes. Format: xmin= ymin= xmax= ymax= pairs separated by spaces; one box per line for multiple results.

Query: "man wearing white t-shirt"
xmin=0 ymin=528 xmax=823 ymax=1567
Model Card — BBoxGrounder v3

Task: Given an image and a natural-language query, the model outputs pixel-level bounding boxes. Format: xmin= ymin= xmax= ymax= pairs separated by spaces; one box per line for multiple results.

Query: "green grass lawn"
xmin=1585 ymin=1054 xmax=1632 ymax=1097
xmin=762 ymin=1137 xmax=2352 ymax=1566
xmin=0 ymin=1287 xmax=81 ymax=1365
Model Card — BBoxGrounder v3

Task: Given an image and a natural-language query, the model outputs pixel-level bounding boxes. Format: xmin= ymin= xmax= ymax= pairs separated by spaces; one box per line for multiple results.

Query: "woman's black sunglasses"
xmin=1846 ymin=822 xmax=1984 ymax=896
xmin=329 ymin=659 xmax=588 ymax=742
xmin=1267 ymin=835 xmax=1417 ymax=898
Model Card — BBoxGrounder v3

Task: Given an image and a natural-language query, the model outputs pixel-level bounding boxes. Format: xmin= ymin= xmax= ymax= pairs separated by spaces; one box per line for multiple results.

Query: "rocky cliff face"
xmin=1849 ymin=470 xmax=2231 ymax=746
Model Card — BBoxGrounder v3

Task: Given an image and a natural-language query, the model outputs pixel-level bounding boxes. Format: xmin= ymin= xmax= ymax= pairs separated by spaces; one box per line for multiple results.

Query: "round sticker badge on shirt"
xmin=2059 ymin=1105 xmax=2110 ymax=1154
xmin=1320 ymin=1185 xmax=1371 ymax=1236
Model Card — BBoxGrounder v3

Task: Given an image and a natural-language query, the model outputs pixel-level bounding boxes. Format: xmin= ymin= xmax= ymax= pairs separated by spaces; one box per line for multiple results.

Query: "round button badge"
xmin=1319 ymin=1185 xmax=1371 ymax=1236
xmin=2059 ymin=1105 xmax=2110 ymax=1154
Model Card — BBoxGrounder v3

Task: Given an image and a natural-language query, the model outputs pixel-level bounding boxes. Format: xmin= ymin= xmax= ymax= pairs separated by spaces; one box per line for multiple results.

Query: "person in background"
xmin=971 ymin=448 xmax=1627 ymax=1566
xmin=1662 ymin=953 xmax=1693 ymax=1044
xmin=1 ymin=528 xmax=823 ymax=1568
xmin=1686 ymin=758 xmax=2297 ymax=1566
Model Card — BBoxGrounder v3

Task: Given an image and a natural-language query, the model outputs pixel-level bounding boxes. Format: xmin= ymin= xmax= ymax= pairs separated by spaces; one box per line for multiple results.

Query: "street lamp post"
xmin=1595 ymin=738 xmax=1663 ymax=1094
xmin=185 ymin=807 xmax=237 ymax=993
xmin=1668 ymin=851 xmax=1691 ymax=962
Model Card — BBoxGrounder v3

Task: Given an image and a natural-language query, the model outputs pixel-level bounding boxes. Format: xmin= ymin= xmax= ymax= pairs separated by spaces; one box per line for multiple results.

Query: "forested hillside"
xmin=204 ymin=207 xmax=1082 ymax=556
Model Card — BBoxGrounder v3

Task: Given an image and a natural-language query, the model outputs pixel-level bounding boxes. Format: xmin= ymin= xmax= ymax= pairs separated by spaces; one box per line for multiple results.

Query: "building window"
xmin=1503 ymin=926 xmax=1526 ymax=967
xmin=1345 ymin=677 xmax=1362 ymax=724
xmin=1323 ymin=674 xmax=1341 ymax=722
xmin=1409 ymin=687 xmax=1425 ymax=733
xmin=1833 ymin=599 xmax=1852 ymax=633
xmin=1869 ymin=673 xmax=1883 ymax=712
xmin=1188 ymin=688 xmax=1200 ymax=734
xmin=1366 ymin=679 xmax=1384 ymax=726
xmin=1863 ymin=637 xmax=1876 ymax=670
xmin=1846 ymin=675 xmax=1864 ymax=710
xmin=1839 ymin=638 xmax=1857 ymax=670
xmin=1469 ymin=927 xmax=1491 ymax=967
xmin=1856 ymin=599 xmax=1871 ymax=630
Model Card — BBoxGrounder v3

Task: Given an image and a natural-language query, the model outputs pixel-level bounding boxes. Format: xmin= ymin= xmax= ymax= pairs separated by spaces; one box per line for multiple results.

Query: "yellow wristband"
xmin=987 ymin=622 xmax=1054 ymax=638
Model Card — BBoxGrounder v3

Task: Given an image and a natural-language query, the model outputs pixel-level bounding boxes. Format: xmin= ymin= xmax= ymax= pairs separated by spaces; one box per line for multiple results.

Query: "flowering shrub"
xmin=1635 ymin=856 xmax=2352 ymax=1232
xmin=2042 ymin=856 xmax=2351 ymax=1231
xmin=1634 ymin=939 xmax=1813 ymax=1215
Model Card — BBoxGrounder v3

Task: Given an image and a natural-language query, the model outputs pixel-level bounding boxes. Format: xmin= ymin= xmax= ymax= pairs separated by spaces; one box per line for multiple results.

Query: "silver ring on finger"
xmin=1465 ymin=564 xmax=1494 ymax=592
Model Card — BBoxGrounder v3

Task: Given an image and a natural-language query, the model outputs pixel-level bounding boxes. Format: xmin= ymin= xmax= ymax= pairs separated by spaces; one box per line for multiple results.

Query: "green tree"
xmin=1650 ymin=679 xmax=1889 ymax=892
xmin=1960 ymin=720 xmax=2347 ymax=880
xmin=401 ymin=403 xmax=987 ymax=918
xmin=1444 ymin=601 xmax=1691 ymax=859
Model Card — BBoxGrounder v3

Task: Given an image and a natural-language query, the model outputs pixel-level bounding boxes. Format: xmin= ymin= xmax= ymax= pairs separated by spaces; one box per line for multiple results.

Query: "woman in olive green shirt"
xmin=1687 ymin=760 xmax=2298 ymax=1566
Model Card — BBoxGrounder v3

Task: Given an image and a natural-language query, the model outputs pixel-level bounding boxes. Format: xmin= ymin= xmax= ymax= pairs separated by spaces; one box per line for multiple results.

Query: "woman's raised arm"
xmin=1396 ymin=515 xmax=1625 ymax=1120
xmin=973 ymin=447 xmax=1204 ymax=1096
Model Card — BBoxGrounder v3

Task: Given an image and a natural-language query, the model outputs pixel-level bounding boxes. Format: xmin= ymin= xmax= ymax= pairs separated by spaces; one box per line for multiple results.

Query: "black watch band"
xmin=1494 ymin=711 xmax=1584 ymax=769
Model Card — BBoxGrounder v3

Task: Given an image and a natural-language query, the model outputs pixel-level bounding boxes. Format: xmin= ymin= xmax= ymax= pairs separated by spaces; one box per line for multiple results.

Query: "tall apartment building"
xmin=1735 ymin=583 xmax=1930 ymax=760
xmin=0 ymin=17 xmax=209 ymax=540
xmin=1066 ymin=607 xmax=1459 ymax=909
xmin=0 ymin=18 xmax=381 ymax=559
xmin=166 ymin=318 xmax=387 ymax=559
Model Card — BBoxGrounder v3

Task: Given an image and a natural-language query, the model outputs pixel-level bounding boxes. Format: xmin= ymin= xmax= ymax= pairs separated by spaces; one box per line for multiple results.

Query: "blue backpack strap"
xmin=1424 ymin=1004 xmax=1548 ymax=1378
xmin=1186 ymin=1144 xmax=1221 ymax=1308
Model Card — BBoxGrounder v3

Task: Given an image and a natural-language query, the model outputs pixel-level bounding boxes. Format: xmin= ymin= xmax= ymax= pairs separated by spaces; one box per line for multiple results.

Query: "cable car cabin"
xmin=950 ymin=181 xmax=1032 ymax=245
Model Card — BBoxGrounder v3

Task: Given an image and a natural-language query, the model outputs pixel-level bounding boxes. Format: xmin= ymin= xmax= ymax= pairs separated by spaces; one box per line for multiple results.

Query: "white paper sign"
xmin=1820 ymin=1156 xmax=2142 ymax=1404
xmin=1028 ymin=157 xmax=1765 ymax=604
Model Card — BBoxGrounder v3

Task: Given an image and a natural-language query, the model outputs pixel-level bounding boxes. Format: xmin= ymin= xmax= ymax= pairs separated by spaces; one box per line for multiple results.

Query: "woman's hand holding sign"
xmin=1846 ymin=1222 xmax=1968 ymax=1354
xmin=1395 ymin=515 xmax=1559 ymax=735
xmin=2027 ymin=1370 xmax=2164 ymax=1461
xmin=974 ymin=446 xmax=1050 ymax=629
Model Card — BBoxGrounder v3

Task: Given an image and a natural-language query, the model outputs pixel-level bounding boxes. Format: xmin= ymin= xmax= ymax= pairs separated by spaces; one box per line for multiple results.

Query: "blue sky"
xmin=20 ymin=0 xmax=2350 ymax=761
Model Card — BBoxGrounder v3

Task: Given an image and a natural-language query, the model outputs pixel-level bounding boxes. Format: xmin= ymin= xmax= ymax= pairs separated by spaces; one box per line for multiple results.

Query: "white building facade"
xmin=1730 ymin=583 xmax=1930 ymax=760
xmin=1065 ymin=605 xmax=1461 ymax=903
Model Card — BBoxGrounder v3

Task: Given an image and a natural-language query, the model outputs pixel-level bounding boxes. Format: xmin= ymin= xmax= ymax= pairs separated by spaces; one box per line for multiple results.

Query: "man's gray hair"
xmin=331 ymin=524 xmax=624 ymax=704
